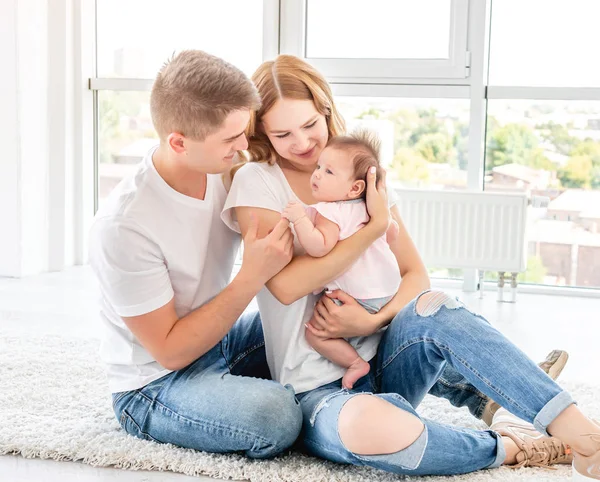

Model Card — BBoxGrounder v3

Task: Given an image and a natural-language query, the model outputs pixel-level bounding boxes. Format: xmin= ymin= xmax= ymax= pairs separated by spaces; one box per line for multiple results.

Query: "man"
xmin=89 ymin=50 xmax=301 ymax=457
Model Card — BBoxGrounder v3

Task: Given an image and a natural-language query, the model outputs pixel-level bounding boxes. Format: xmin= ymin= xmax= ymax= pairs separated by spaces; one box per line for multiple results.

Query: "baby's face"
xmin=310 ymin=147 xmax=356 ymax=202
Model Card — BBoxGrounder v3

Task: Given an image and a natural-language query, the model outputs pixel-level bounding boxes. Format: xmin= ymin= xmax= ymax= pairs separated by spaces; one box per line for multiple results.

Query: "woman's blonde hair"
xmin=245 ymin=55 xmax=346 ymax=165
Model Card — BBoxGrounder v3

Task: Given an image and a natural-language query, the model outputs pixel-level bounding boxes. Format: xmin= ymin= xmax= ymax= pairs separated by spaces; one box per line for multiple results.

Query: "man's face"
xmin=184 ymin=109 xmax=251 ymax=174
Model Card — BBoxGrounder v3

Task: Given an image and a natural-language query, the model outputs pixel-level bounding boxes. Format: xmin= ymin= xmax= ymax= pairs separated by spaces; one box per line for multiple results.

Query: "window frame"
xmin=84 ymin=0 xmax=600 ymax=296
xmin=280 ymin=0 xmax=470 ymax=82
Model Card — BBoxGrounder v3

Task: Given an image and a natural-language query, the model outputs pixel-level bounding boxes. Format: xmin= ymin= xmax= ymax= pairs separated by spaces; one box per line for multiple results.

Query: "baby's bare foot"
xmin=342 ymin=357 xmax=370 ymax=389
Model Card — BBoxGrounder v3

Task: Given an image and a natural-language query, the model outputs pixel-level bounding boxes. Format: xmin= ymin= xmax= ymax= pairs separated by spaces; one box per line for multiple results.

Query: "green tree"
xmin=486 ymin=123 xmax=553 ymax=171
xmin=558 ymin=155 xmax=593 ymax=188
xmin=521 ymin=256 xmax=548 ymax=283
xmin=356 ymin=107 xmax=381 ymax=120
xmin=536 ymin=121 xmax=579 ymax=156
xmin=408 ymin=108 xmax=446 ymax=145
xmin=571 ymin=140 xmax=600 ymax=166
xmin=414 ymin=132 xmax=456 ymax=165
xmin=392 ymin=148 xmax=430 ymax=184
xmin=99 ymin=91 xmax=149 ymax=164
xmin=385 ymin=109 xmax=422 ymax=152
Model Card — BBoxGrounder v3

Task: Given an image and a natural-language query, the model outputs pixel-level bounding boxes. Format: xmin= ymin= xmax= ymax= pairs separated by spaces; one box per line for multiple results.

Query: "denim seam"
xmin=352 ymin=426 xmax=429 ymax=470
xmin=435 ymin=377 xmax=486 ymax=397
xmin=377 ymin=337 xmax=535 ymax=421
xmin=112 ymin=391 xmax=130 ymax=409
xmin=304 ymin=438 xmax=363 ymax=465
xmin=487 ymin=430 xmax=506 ymax=469
xmin=474 ymin=394 xmax=489 ymax=419
xmin=135 ymin=390 xmax=271 ymax=444
xmin=533 ymin=390 xmax=576 ymax=436
xmin=226 ymin=341 xmax=266 ymax=372
xmin=121 ymin=410 xmax=161 ymax=443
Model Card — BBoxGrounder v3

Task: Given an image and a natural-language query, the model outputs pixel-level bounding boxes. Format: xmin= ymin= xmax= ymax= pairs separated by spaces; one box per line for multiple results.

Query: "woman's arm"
xmin=307 ymin=205 xmax=431 ymax=338
xmin=236 ymin=206 xmax=385 ymax=305
xmin=370 ymin=205 xmax=431 ymax=327
xmin=236 ymin=167 xmax=389 ymax=305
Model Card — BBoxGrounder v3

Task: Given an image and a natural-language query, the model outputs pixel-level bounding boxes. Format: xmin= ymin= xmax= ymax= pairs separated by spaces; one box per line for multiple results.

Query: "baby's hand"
xmin=282 ymin=201 xmax=307 ymax=223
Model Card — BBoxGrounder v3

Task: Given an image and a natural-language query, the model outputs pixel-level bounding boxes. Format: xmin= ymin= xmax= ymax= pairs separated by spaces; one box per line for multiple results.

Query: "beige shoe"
xmin=482 ymin=349 xmax=569 ymax=426
xmin=491 ymin=408 xmax=573 ymax=468
xmin=540 ymin=349 xmax=570 ymax=379
xmin=573 ymin=431 xmax=600 ymax=480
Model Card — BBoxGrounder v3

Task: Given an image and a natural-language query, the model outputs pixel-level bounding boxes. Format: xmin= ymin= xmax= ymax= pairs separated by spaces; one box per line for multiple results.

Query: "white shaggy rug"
xmin=1 ymin=331 xmax=597 ymax=482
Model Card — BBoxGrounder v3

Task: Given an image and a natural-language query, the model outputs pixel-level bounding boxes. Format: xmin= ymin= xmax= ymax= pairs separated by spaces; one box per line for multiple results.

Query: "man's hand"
xmin=282 ymin=201 xmax=308 ymax=224
xmin=241 ymin=214 xmax=294 ymax=285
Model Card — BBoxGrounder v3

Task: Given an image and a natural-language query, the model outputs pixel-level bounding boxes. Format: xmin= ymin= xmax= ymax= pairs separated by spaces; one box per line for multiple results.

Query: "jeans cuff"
xmin=487 ymin=430 xmax=506 ymax=469
xmin=533 ymin=390 xmax=576 ymax=436
xmin=474 ymin=394 xmax=489 ymax=420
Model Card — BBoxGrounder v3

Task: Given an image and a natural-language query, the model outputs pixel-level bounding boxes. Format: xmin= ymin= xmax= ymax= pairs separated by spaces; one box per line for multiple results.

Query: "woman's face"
xmin=261 ymin=98 xmax=329 ymax=169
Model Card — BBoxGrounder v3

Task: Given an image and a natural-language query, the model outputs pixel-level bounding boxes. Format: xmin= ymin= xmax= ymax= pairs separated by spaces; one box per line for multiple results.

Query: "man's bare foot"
xmin=342 ymin=357 xmax=370 ymax=389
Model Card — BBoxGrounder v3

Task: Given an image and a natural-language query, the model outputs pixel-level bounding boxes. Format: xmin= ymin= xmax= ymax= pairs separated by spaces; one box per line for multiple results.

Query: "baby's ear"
xmin=349 ymin=180 xmax=366 ymax=199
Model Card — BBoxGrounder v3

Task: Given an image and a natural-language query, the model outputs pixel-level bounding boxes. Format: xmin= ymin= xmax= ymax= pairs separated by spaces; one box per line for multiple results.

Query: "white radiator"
xmin=393 ymin=189 xmax=530 ymax=300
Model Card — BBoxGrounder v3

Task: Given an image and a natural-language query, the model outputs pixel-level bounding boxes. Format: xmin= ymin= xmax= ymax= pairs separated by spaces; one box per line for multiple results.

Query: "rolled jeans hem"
xmin=533 ymin=390 xmax=575 ymax=436
xmin=487 ymin=430 xmax=506 ymax=469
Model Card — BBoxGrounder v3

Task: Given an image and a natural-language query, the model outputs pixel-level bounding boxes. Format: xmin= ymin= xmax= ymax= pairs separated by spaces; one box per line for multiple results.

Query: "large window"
xmin=283 ymin=0 xmax=469 ymax=80
xmin=94 ymin=0 xmax=269 ymax=208
xmin=306 ymin=1 xmax=451 ymax=60
xmin=97 ymin=91 xmax=155 ymax=206
xmin=96 ymin=0 xmax=264 ymax=78
xmin=90 ymin=0 xmax=600 ymax=293
xmin=337 ymin=97 xmax=470 ymax=190
xmin=489 ymin=0 xmax=600 ymax=87
xmin=485 ymin=100 xmax=600 ymax=288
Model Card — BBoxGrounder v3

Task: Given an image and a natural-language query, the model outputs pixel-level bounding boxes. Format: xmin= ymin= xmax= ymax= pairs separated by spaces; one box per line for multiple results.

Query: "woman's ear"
xmin=348 ymin=180 xmax=366 ymax=199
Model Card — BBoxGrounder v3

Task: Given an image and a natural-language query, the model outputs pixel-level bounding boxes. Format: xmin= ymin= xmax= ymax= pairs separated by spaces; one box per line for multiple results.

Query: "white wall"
xmin=18 ymin=0 xmax=50 ymax=276
xmin=0 ymin=0 xmax=93 ymax=277
xmin=0 ymin=0 xmax=22 ymax=277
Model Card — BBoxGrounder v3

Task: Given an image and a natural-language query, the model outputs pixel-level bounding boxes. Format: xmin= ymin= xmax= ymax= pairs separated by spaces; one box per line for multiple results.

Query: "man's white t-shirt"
xmin=221 ymin=161 xmax=398 ymax=394
xmin=89 ymin=147 xmax=240 ymax=393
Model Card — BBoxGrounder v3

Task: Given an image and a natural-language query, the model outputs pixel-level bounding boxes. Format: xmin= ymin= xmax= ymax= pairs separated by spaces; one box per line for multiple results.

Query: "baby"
xmin=282 ymin=130 xmax=401 ymax=389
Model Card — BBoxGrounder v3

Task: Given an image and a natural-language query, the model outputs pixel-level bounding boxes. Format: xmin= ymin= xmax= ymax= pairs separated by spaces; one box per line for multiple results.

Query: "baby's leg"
xmin=305 ymin=321 xmax=370 ymax=389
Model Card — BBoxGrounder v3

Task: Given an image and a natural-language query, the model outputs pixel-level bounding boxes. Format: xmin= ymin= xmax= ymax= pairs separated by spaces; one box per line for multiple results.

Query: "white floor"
xmin=1 ymin=267 xmax=599 ymax=481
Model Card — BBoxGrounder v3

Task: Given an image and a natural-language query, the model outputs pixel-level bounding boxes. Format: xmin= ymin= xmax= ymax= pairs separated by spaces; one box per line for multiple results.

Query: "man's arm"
xmin=120 ymin=216 xmax=293 ymax=371
xmin=123 ymin=269 xmax=263 ymax=371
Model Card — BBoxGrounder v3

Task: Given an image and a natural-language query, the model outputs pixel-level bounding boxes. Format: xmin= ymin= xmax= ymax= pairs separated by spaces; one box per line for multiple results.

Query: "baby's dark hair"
xmin=326 ymin=129 xmax=383 ymax=199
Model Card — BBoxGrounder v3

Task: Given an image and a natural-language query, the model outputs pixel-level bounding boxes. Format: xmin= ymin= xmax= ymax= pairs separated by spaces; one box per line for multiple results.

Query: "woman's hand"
xmin=365 ymin=167 xmax=390 ymax=236
xmin=306 ymin=290 xmax=379 ymax=339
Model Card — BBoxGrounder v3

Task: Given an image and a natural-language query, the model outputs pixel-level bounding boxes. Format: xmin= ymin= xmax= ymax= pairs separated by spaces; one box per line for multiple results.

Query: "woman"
xmin=221 ymin=55 xmax=600 ymax=478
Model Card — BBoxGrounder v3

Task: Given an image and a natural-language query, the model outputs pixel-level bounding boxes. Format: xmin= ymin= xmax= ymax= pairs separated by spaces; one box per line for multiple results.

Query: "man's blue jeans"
xmin=111 ymin=310 xmax=302 ymax=458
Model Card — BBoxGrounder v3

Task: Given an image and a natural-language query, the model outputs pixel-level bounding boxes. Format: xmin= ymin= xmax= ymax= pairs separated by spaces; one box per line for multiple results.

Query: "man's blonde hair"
xmin=246 ymin=55 xmax=346 ymax=164
xmin=150 ymin=50 xmax=261 ymax=141
xmin=327 ymin=129 xmax=383 ymax=199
